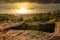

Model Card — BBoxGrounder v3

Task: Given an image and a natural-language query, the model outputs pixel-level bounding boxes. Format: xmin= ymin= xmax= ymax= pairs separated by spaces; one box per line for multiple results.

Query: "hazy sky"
xmin=0 ymin=3 xmax=60 ymax=14
xmin=0 ymin=0 xmax=60 ymax=3
xmin=0 ymin=0 xmax=60 ymax=14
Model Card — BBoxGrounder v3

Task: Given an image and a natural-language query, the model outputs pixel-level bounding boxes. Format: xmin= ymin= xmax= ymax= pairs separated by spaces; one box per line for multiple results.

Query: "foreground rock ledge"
xmin=0 ymin=30 xmax=53 ymax=40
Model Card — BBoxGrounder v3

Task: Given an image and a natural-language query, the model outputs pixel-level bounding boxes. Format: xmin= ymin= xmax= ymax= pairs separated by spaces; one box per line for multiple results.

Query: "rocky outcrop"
xmin=2 ymin=22 xmax=55 ymax=33
xmin=55 ymin=22 xmax=60 ymax=33
xmin=0 ymin=30 xmax=53 ymax=40
xmin=0 ymin=22 xmax=60 ymax=40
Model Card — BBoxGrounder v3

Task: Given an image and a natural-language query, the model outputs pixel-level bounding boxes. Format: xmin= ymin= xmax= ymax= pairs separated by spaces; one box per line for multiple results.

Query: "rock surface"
xmin=0 ymin=30 xmax=54 ymax=40
xmin=0 ymin=30 xmax=60 ymax=40
xmin=0 ymin=22 xmax=60 ymax=40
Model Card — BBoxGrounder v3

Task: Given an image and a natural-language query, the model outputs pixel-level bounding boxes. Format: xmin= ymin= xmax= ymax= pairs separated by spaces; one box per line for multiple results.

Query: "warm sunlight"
xmin=17 ymin=7 xmax=28 ymax=14
xmin=15 ymin=2 xmax=42 ymax=14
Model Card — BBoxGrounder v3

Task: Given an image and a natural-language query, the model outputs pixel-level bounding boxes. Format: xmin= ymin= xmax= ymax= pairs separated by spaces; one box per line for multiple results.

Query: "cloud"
xmin=0 ymin=0 xmax=60 ymax=3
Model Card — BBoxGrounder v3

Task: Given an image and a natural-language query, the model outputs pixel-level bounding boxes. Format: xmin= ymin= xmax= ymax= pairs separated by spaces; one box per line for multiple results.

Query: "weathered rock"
xmin=1 ymin=30 xmax=52 ymax=40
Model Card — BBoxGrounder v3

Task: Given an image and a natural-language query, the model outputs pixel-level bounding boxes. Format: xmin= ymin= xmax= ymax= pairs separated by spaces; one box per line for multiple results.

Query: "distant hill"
xmin=0 ymin=14 xmax=17 ymax=22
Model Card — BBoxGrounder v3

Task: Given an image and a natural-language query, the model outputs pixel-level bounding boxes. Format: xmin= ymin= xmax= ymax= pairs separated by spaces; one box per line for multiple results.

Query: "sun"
xmin=17 ymin=8 xmax=28 ymax=14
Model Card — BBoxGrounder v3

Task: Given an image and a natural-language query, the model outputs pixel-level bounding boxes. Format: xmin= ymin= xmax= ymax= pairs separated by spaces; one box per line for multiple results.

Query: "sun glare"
xmin=17 ymin=7 xmax=28 ymax=14
xmin=16 ymin=2 xmax=33 ymax=14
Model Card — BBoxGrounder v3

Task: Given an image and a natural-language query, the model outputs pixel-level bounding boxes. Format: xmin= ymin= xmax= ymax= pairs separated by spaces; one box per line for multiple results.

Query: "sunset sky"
xmin=0 ymin=0 xmax=60 ymax=14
